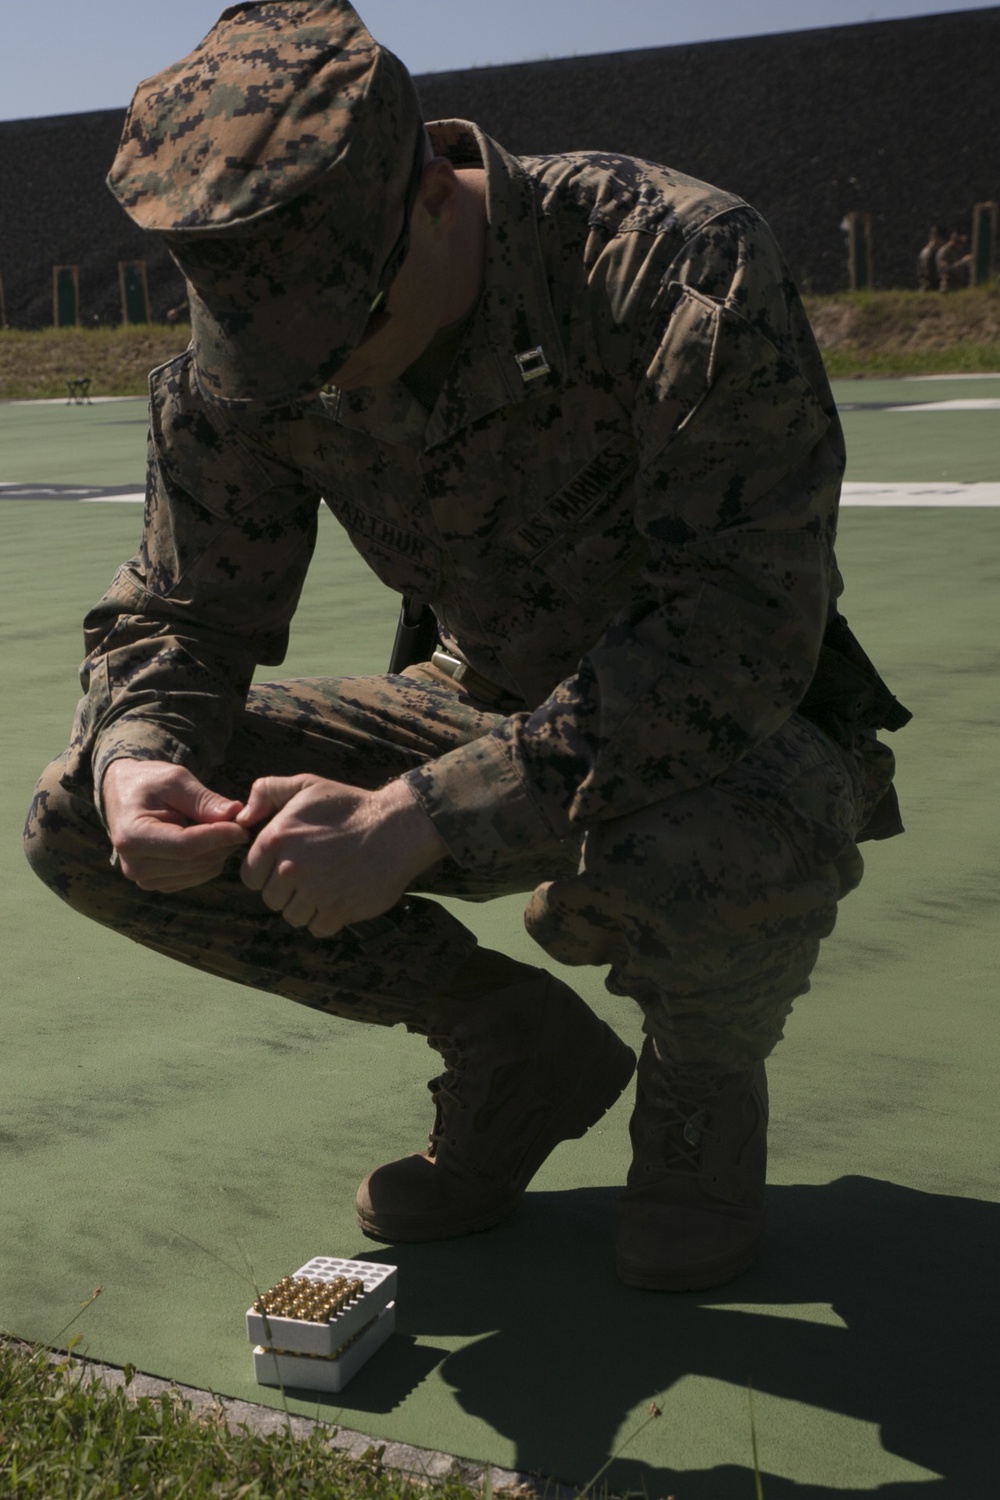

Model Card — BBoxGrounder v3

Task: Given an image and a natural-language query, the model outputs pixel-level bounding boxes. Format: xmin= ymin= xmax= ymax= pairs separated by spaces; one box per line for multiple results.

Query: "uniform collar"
xmin=328 ymin=119 xmax=566 ymax=451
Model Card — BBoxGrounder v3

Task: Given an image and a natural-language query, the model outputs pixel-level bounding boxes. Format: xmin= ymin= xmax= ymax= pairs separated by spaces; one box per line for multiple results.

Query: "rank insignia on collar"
xmin=515 ymin=346 xmax=551 ymax=382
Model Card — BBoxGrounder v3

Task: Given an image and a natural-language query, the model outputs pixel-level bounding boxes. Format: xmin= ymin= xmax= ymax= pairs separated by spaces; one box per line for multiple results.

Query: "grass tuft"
xmin=747 ymin=1381 xmax=764 ymax=1500
xmin=820 ymin=340 xmax=1000 ymax=379
xmin=0 ymin=1336 xmax=487 ymax=1500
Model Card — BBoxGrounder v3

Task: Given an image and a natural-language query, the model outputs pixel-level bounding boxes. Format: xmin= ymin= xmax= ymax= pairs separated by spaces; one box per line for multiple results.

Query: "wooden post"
xmin=844 ymin=212 xmax=874 ymax=291
xmin=53 ymin=264 xmax=80 ymax=327
xmin=118 ymin=259 xmax=150 ymax=324
xmin=971 ymin=202 xmax=998 ymax=287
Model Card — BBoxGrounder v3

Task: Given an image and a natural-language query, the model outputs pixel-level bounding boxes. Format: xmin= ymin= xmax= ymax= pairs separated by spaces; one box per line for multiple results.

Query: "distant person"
xmin=917 ymin=225 xmax=947 ymax=291
xmin=165 ymin=297 xmax=190 ymax=325
xmin=936 ymin=230 xmax=972 ymax=292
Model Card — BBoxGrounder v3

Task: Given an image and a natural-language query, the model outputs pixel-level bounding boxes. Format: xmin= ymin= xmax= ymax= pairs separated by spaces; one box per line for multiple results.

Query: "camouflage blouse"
xmin=69 ymin=120 xmax=845 ymax=868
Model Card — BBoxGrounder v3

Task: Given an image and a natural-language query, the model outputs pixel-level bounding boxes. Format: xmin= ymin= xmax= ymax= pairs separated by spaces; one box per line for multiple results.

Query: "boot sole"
xmin=357 ymin=1023 xmax=637 ymax=1242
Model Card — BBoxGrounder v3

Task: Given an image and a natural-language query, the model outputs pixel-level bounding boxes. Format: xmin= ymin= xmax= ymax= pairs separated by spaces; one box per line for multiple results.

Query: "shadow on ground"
xmin=282 ymin=1177 xmax=995 ymax=1497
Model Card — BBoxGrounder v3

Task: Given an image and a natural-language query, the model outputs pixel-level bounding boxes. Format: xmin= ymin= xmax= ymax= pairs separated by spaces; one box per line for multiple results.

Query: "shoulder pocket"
xmin=150 ymin=355 xmax=279 ymax=520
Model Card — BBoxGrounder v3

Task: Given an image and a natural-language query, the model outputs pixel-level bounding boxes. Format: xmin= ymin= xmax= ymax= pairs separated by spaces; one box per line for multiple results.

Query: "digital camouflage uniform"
xmin=936 ymin=238 xmax=971 ymax=292
xmin=26 ymin=109 xmax=904 ymax=1056
xmin=24 ymin=1 xmax=908 ymax=1283
xmin=917 ymin=237 xmax=942 ymax=291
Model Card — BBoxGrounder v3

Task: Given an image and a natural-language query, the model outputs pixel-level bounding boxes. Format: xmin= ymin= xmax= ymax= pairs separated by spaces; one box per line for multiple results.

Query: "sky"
xmin=0 ymin=0 xmax=996 ymax=121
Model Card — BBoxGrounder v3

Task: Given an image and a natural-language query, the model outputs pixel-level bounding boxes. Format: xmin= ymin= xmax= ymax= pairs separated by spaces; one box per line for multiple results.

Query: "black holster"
xmin=388 ymin=598 xmax=440 ymax=676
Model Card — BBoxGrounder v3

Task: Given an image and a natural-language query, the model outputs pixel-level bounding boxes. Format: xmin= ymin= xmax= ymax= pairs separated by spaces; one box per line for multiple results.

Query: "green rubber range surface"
xmin=2 ymin=380 xmax=998 ymax=1496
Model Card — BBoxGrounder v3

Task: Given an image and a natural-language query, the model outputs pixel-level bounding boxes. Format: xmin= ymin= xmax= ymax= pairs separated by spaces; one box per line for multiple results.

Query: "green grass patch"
xmin=0 ymin=1334 xmax=483 ymax=1500
xmin=821 ymin=339 xmax=1000 ymax=378
xmin=3 ymin=289 xmax=1000 ymax=399
xmin=0 ymin=325 xmax=187 ymax=401
xmin=804 ymin=284 xmax=1000 ymax=377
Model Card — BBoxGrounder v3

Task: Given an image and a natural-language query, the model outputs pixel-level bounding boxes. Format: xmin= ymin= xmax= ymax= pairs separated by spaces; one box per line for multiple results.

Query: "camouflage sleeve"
xmin=404 ymin=207 xmax=844 ymax=865
xmin=65 ymin=352 xmax=322 ymax=805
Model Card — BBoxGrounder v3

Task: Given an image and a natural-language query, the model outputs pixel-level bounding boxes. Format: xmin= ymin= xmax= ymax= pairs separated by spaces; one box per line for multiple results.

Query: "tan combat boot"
xmin=615 ymin=1037 xmax=768 ymax=1290
xmin=356 ymin=970 xmax=636 ymax=1241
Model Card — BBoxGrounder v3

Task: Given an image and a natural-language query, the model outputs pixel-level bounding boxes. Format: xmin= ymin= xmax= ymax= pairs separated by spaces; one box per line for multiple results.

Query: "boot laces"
xmin=424 ymin=1029 xmax=469 ymax=1154
xmin=642 ymin=1067 xmax=727 ymax=1174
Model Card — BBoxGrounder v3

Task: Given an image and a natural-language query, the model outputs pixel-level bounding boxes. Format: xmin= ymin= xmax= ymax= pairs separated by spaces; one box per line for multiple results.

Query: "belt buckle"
xmin=431 ymin=649 xmax=467 ymax=685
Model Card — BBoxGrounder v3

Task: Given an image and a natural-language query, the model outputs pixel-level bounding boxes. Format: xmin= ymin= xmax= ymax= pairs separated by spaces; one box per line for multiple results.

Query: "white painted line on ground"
xmin=81 ymin=493 xmax=145 ymax=503
xmin=885 ymin=398 xmax=1000 ymax=412
xmin=68 ymin=488 xmax=1000 ymax=507
xmin=60 ymin=485 xmax=1000 ymax=507
xmin=0 ymin=395 xmax=142 ymax=406
xmin=0 ymin=483 xmax=145 ymax=501
xmin=904 ymin=372 xmax=1000 ymax=381
xmin=841 ymin=482 xmax=1000 ymax=506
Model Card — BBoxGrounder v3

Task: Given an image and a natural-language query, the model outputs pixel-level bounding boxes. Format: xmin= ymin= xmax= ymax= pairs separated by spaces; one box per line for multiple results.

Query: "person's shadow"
xmin=306 ymin=1177 xmax=996 ymax=1497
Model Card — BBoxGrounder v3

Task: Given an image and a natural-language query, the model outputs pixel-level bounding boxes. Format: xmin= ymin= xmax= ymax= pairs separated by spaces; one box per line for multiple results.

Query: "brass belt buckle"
xmin=431 ymin=649 xmax=468 ymax=685
xmin=431 ymin=649 xmax=507 ymax=706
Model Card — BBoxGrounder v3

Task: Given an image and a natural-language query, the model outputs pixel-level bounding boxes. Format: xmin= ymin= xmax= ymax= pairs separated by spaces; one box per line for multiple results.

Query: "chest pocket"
xmin=499 ymin=435 xmax=646 ymax=601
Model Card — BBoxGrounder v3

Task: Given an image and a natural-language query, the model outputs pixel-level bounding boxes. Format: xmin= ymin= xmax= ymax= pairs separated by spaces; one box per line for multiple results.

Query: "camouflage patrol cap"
xmin=107 ymin=0 xmax=425 ymax=406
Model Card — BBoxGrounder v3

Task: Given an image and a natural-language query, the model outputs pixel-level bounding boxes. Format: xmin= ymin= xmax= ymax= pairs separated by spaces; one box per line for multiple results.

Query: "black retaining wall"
xmin=1 ymin=6 xmax=998 ymax=327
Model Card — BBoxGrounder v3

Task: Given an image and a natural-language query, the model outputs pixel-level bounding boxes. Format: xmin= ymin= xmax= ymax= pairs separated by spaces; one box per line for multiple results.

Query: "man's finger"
xmin=281 ymin=888 xmax=320 ymax=929
xmin=133 ymin=861 xmax=236 ymax=893
xmin=308 ymin=912 xmax=344 ymax=940
xmin=240 ymin=834 xmax=278 ymax=893
xmin=188 ymin=788 xmax=245 ymax=823
xmin=115 ymin=819 xmax=247 ymax=882
xmin=119 ymin=836 xmax=245 ymax=881
xmin=236 ymin=775 xmax=312 ymax=828
xmin=119 ymin=818 xmax=248 ymax=861
xmin=258 ymin=865 xmax=297 ymax=912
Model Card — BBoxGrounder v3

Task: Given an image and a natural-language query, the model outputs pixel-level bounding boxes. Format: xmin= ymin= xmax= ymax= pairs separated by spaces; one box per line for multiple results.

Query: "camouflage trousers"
xmin=23 ymin=664 xmax=866 ymax=1067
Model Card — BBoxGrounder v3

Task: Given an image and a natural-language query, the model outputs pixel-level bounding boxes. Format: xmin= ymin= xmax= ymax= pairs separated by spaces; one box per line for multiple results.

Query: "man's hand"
xmin=237 ymin=775 xmax=447 ymax=938
xmin=103 ymin=759 xmax=249 ymax=892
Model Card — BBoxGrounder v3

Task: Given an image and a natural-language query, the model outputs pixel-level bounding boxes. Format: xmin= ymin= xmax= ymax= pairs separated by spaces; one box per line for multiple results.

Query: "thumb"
xmin=236 ymin=774 xmax=312 ymax=828
xmin=177 ymin=776 xmax=243 ymax=825
xmin=194 ymin=790 xmax=244 ymax=824
xmin=161 ymin=768 xmax=243 ymax=825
